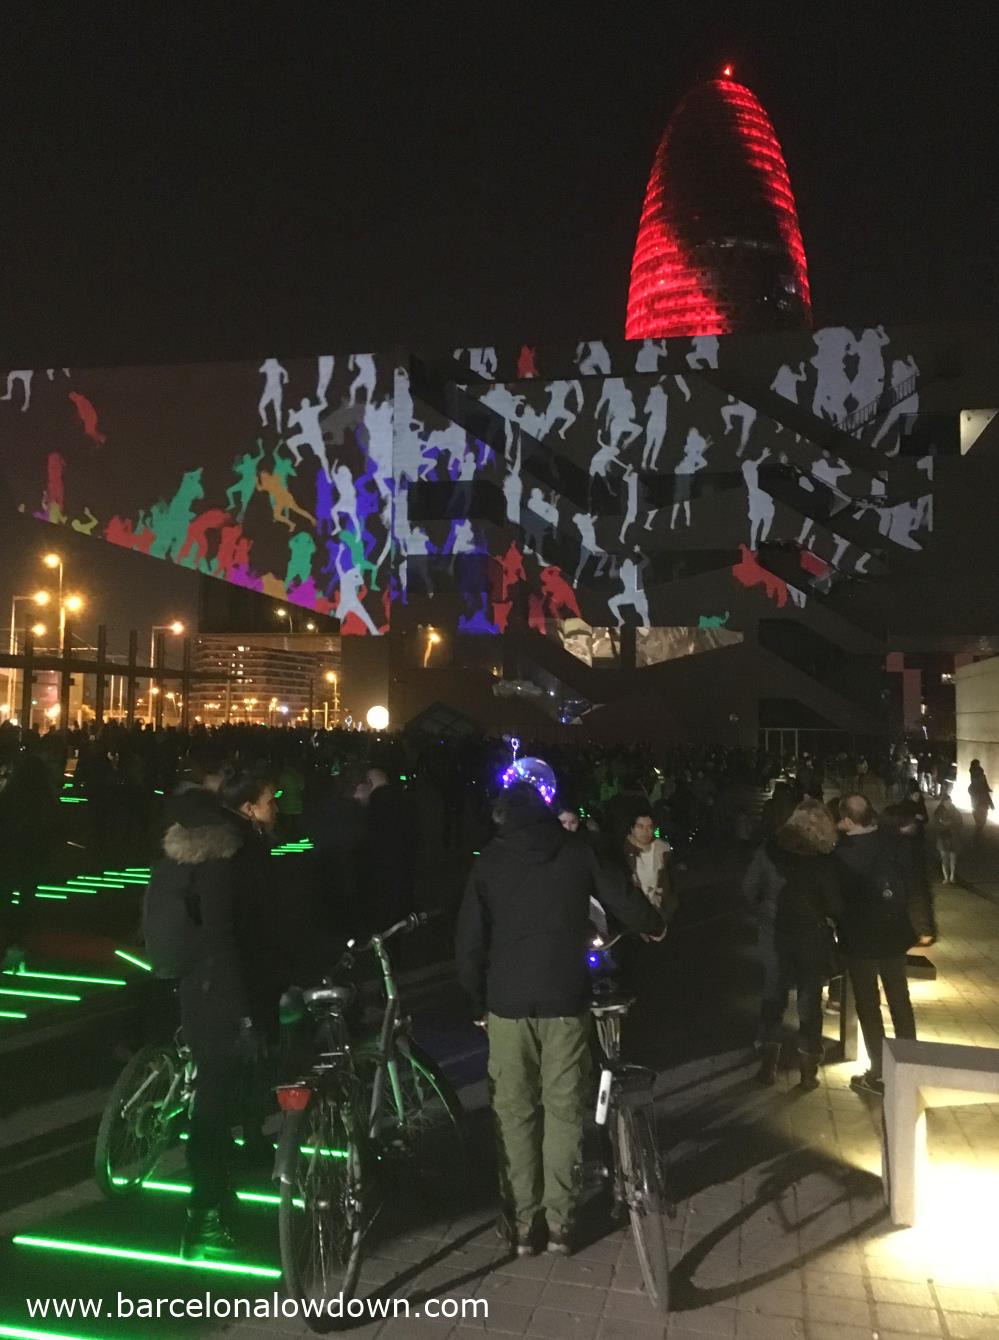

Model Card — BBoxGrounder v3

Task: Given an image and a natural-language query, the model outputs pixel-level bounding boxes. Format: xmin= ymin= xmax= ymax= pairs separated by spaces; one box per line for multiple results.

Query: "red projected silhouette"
xmin=68 ymin=391 xmax=107 ymax=445
xmin=732 ymin=544 xmax=789 ymax=608
xmin=626 ymin=76 xmax=811 ymax=339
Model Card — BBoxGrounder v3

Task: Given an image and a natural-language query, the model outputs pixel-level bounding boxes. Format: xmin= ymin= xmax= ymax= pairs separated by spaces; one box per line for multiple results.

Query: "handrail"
xmin=837 ymin=374 xmax=918 ymax=434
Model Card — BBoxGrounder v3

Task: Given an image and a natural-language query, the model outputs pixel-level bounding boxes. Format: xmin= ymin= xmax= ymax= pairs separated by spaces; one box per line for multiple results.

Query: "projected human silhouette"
xmin=258 ymin=358 xmax=289 ymax=429
xmin=810 ymin=328 xmax=853 ymax=421
xmin=69 ymin=392 xmax=106 ymax=445
xmin=619 ymin=466 xmax=641 ymax=543
xmin=543 ymin=380 xmax=584 ymax=439
xmin=575 ymin=341 xmax=611 ymax=375
xmin=149 ymin=469 xmax=205 ymax=561
xmin=635 ymin=339 xmax=669 ymax=373
xmin=671 ymin=428 xmax=710 ymax=529
xmin=1 ymin=370 xmax=33 ymax=411
xmin=286 ymin=397 xmax=332 ymax=477
xmin=596 ymin=379 xmax=642 ymax=455
xmin=770 ymin=360 xmax=808 ymax=407
xmin=285 ymin=531 xmax=317 ymax=589
xmin=742 ymin=450 xmax=776 ymax=550
xmin=721 ymin=396 xmax=757 ymax=458
xmin=608 ymin=555 xmax=650 ymax=627
xmin=573 ymin=510 xmax=608 ymax=584
xmin=257 ymin=468 xmax=315 ymax=532
xmin=226 ymin=441 xmax=266 ymax=521
xmin=347 ymin=354 xmax=377 ymax=404
xmin=333 ymin=548 xmax=380 ymax=635
xmin=641 ymin=381 xmax=669 ymax=470
xmin=315 ymin=355 xmax=335 ymax=407
xmin=871 ymin=356 xmax=919 ymax=454
xmin=517 ymin=345 xmax=539 ymax=378
xmin=178 ymin=509 xmax=229 ymax=570
xmin=851 ymin=325 xmax=889 ymax=415
xmin=686 ymin=336 xmax=719 ymax=370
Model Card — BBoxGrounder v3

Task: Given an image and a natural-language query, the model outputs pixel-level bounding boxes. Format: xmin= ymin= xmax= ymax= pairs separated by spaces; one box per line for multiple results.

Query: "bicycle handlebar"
xmin=346 ymin=908 xmax=444 ymax=954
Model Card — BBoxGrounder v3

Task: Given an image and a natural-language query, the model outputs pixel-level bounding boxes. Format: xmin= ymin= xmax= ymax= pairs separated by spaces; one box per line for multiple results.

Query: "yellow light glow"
xmin=325 ymin=671 xmax=337 ymax=684
xmin=366 ymin=705 xmax=389 ymax=731
xmin=42 ymin=553 xmax=62 ymax=569
xmin=45 ymin=705 xmax=60 ymax=721
xmin=149 ymin=687 xmax=160 ymax=696
xmin=874 ymin=1162 xmax=999 ymax=1289
xmin=168 ymin=620 xmax=185 ymax=636
xmin=30 ymin=623 xmax=47 ymax=638
xmin=64 ymin=595 xmax=84 ymax=613
xmin=32 ymin=591 xmax=51 ymax=607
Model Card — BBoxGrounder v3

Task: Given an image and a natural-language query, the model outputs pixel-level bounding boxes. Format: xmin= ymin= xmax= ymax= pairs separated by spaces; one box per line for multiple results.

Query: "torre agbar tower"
xmin=626 ymin=69 xmax=812 ymax=339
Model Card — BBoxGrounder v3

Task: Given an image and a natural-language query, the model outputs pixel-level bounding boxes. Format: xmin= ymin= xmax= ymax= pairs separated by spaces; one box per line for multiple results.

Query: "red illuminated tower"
xmin=626 ymin=69 xmax=811 ymax=340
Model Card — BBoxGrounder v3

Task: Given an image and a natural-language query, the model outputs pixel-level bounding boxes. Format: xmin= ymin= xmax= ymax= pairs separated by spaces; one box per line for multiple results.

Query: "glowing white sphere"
xmin=366 ymin=705 xmax=390 ymax=731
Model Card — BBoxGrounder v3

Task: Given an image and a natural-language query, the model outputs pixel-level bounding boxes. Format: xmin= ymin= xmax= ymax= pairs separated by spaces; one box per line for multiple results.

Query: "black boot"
xmin=181 ymin=1208 xmax=239 ymax=1261
xmin=756 ymin=1043 xmax=781 ymax=1086
xmin=798 ymin=1051 xmax=821 ymax=1093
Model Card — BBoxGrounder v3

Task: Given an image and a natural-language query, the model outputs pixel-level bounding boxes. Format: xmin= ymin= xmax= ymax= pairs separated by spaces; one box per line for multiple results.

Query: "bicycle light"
xmin=276 ymin=1085 xmax=313 ymax=1112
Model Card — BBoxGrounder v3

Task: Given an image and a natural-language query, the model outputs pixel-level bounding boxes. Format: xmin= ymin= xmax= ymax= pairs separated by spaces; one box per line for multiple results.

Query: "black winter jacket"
xmin=834 ymin=828 xmax=915 ymax=958
xmin=455 ymin=813 xmax=665 ymax=1018
xmin=769 ymin=824 xmax=842 ymax=957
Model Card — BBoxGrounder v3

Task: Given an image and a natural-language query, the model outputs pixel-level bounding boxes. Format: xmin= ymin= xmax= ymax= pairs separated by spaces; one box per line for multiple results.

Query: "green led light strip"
xmin=3 ymin=970 xmax=126 ymax=987
xmin=0 ymin=987 xmax=81 ymax=1003
xmin=124 ymin=868 xmax=152 ymax=873
xmin=58 ymin=797 xmax=88 ymax=804
xmin=121 ymin=1178 xmax=297 ymax=1208
xmin=36 ymin=886 xmax=82 ymax=896
xmin=0 ymin=1323 xmax=124 ymax=1340
xmin=12 ymin=1235 xmax=281 ymax=1279
xmin=34 ymin=893 xmax=67 ymax=901
xmin=114 ymin=950 xmax=153 ymax=972
xmin=0 ymin=1010 xmax=28 ymax=1019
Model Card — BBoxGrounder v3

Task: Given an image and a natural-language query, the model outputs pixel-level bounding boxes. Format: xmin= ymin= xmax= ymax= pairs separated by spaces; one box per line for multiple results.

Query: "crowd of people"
xmin=0 ymin=714 xmax=993 ymax=1258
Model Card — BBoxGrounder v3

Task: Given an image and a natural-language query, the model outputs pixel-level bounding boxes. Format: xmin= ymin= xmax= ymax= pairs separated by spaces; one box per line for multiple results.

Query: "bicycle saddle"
xmin=591 ymin=991 xmax=635 ymax=1016
xmin=303 ymin=983 xmax=356 ymax=1008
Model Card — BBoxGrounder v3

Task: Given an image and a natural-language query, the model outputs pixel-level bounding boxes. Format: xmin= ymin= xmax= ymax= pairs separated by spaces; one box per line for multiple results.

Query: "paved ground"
xmin=3 ymin=845 xmax=999 ymax=1339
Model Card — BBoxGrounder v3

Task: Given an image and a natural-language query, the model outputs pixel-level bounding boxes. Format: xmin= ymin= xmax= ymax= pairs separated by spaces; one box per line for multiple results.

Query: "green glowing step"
xmin=0 ymin=1010 xmax=28 ymax=1020
xmin=114 ymin=950 xmax=153 ymax=972
xmin=12 ymin=1234 xmax=280 ymax=1279
xmin=0 ymin=987 xmax=81 ymax=1002
xmin=0 ymin=1324 xmax=129 ymax=1340
xmin=3 ymin=969 xmax=126 ymax=987
xmin=120 ymin=1178 xmax=302 ymax=1208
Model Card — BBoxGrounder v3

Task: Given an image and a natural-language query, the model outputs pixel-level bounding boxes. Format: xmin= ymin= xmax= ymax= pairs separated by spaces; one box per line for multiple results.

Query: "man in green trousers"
xmin=456 ymin=782 xmax=666 ymax=1256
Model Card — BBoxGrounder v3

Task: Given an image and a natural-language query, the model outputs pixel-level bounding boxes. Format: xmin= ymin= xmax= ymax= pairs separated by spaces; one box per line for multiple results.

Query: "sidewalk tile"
xmin=874 ymin=1302 xmax=944 ymax=1335
xmin=525 ymin=1306 xmax=600 ymax=1340
xmin=538 ymin=1282 xmax=605 ymax=1316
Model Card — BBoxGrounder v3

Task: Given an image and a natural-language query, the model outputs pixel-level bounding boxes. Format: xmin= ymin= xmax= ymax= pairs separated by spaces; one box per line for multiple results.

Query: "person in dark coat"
xmin=0 ymin=751 xmax=62 ymax=968
xmin=747 ymin=801 xmax=843 ymax=1090
xmin=835 ymin=794 xmax=918 ymax=1098
xmin=455 ymin=783 xmax=665 ymax=1256
xmin=144 ymin=770 xmax=279 ymax=1261
xmin=968 ymin=760 xmax=994 ymax=841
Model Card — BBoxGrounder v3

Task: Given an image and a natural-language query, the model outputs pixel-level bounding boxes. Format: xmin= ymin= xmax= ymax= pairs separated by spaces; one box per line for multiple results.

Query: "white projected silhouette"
xmin=543 ymin=379 xmax=584 ymax=438
xmin=504 ymin=436 xmax=523 ymax=523
xmin=458 ymin=347 xmax=498 ymax=378
xmin=480 ymin=384 xmax=523 ymax=456
xmin=448 ymin=520 xmax=480 ymax=555
xmin=596 ymin=379 xmax=642 ymax=454
xmin=418 ymin=423 xmax=467 ymax=479
xmin=573 ymin=510 xmax=608 ymax=583
xmin=686 ymin=336 xmax=719 ymax=370
xmin=871 ymin=356 xmax=920 ymax=454
xmin=608 ymin=556 xmax=650 ymax=627
xmin=671 ymin=428 xmax=710 ymax=529
xmin=635 ymin=339 xmax=669 ymax=373
xmin=1 ymin=370 xmax=33 ymax=411
xmin=45 ymin=368 xmax=71 ymax=380
xmin=347 ymin=354 xmax=377 ymax=405
xmin=575 ymin=341 xmax=611 ymax=375
xmin=851 ymin=325 xmax=889 ymax=414
xmin=742 ymin=450 xmax=775 ymax=550
xmin=335 ymin=552 xmax=380 ymax=635
xmin=619 ymin=466 xmax=641 ymax=543
xmin=770 ymin=360 xmax=807 ymax=407
xmin=810 ymin=328 xmax=853 ymax=421
xmin=285 ymin=398 xmax=331 ymax=477
xmin=721 ymin=396 xmax=758 ymax=457
xmin=316 ymin=355 xmax=335 ymax=407
xmin=331 ymin=464 xmax=361 ymax=535
xmin=258 ymin=358 xmax=288 ymax=429
xmin=641 ymin=381 xmax=669 ymax=470
xmin=811 ymin=450 xmax=850 ymax=493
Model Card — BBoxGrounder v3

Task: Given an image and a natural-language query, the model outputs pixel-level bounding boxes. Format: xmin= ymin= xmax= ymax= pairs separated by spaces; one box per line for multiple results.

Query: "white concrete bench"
xmin=882 ymin=1037 xmax=999 ymax=1226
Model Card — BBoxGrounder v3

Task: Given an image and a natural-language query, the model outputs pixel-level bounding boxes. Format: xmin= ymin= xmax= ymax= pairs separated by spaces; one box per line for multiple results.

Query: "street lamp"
xmin=6 ymin=592 xmax=54 ymax=718
xmin=275 ymin=607 xmax=296 ymax=634
xmin=306 ymin=621 xmax=317 ymax=633
xmin=323 ymin=669 xmax=340 ymax=730
xmin=149 ymin=621 xmax=186 ymax=669
xmin=423 ymin=627 xmax=442 ymax=668
xmin=30 ymin=623 xmax=47 ymax=639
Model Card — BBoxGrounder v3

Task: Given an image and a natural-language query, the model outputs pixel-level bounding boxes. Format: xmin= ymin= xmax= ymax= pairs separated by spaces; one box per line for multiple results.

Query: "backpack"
xmin=142 ymin=864 xmax=205 ymax=980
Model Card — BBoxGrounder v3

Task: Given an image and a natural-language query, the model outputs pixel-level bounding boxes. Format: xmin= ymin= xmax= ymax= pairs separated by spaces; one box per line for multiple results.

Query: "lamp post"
xmin=149 ymin=621 xmax=186 ymax=672
xmin=423 ymin=627 xmax=442 ymax=669
xmin=7 ymin=591 xmax=51 ymax=718
xmin=42 ymin=553 xmax=64 ymax=647
xmin=275 ymin=607 xmax=296 ymax=634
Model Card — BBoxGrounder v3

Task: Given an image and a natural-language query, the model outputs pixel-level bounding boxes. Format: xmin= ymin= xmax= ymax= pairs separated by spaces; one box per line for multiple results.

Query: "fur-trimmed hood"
xmin=162 ymin=818 xmax=242 ymax=865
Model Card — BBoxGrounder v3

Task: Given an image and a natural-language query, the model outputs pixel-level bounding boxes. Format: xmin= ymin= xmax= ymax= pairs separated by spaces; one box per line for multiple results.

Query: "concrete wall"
xmin=955 ymin=655 xmax=999 ymax=809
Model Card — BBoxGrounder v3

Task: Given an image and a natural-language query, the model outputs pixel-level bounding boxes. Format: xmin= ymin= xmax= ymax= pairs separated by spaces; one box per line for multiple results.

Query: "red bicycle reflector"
xmin=276 ymin=1085 xmax=312 ymax=1112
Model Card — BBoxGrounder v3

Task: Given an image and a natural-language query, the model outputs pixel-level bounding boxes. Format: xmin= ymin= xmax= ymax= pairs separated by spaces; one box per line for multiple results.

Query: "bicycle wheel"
xmin=94 ymin=1043 xmax=183 ymax=1197
xmin=616 ymin=1102 xmax=670 ymax=1312
xmin=278 ymin=1093 xmax=365 ymax=1333
xmin=359 ymin=1038 xmax=466 ymax=1200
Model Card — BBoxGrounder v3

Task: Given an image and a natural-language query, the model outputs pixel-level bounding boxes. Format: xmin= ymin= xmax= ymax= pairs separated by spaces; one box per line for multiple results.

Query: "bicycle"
xmin=94 ymin=1030 xmax=195 ymax=1197
xmin=274 ymin=911 xmax=465 ymax=1332
xmin=590 ymin=932 xmax=673 ymax=1312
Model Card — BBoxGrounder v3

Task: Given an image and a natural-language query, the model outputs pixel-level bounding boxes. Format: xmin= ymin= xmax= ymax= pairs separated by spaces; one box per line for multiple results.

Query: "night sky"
xmin=1 ymin=0 xmax=996 ymax=642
